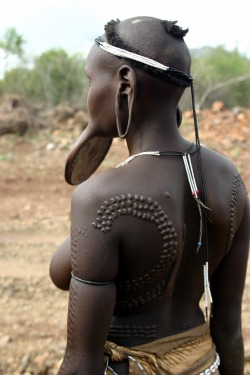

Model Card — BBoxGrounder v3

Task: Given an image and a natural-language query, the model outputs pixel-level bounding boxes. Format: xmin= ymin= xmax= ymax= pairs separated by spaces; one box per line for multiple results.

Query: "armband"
xmin=71 ymin=272 xmax=113 ymax=285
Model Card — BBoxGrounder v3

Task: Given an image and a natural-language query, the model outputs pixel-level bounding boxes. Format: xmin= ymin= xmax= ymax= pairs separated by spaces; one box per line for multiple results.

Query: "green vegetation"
xmin=0 ymin=45 xmax=88 ymax=107
xmin=1 ymin=28 xmax=250 ymax=109
xmin=0 ymin=27 xmax=25 ymax=58
xmin=191 ymin=46 xmax=250 ymax=108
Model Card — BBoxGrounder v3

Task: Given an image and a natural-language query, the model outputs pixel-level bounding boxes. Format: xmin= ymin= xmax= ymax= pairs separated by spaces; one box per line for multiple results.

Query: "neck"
xmin=126 ymin=124 xmax=191 ymax=156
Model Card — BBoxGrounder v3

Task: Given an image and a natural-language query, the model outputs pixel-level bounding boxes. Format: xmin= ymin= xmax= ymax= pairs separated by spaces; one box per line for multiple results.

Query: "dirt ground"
xmin=0 ymin=106 xmax=250 ymax=374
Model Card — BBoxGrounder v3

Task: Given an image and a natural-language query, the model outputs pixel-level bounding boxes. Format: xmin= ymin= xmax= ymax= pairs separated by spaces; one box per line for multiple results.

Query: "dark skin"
xmin=50 ymin=17 xmax=249 ymax=375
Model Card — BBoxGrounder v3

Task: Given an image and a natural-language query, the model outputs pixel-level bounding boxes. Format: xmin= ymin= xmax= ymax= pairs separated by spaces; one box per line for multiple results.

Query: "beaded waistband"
xmin=199 ymin=352 xmax=220 ymax=375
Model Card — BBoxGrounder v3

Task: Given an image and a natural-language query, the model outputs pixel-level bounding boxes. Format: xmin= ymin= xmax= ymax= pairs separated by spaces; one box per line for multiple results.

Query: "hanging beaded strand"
xmin=190 ymin=83 xmax=213 ymax=320
xmin=182 ymin=150 xmax=213 ymax=320
xmin=182 ymin=153 xmax=203 ymax=252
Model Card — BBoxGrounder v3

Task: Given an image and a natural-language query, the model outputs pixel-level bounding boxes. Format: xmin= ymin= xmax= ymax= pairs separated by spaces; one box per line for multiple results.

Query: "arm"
xmin=58 ymin=185 xmax=118 ymax=375
xmin=210 ymin=197 xmax=249 ymax=375
xmin=50 ymin=237 xmax=72 ymax=290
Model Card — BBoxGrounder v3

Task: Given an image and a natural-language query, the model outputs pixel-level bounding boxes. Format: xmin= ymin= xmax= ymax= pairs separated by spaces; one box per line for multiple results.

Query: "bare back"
xmin=70 ymin=145 xmax=248 ymax=348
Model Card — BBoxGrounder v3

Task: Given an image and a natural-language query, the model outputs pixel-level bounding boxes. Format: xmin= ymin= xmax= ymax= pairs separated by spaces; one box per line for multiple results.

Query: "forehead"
xmin=85 ymin=43 xmax=120 ymax=76
xmin=85 ymin=45 xmax=102 ymax=74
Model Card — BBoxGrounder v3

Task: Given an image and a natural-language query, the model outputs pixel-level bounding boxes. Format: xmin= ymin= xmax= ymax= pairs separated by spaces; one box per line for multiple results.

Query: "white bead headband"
xmin=95 ymin=36 xmax=193 ymax=84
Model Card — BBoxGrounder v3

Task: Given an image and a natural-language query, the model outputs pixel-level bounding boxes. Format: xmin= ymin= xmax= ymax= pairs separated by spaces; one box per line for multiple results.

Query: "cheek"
xmin=87 ymin=84 xmax=117 ymax=135
xmin=87 ymin=86 xmax=105 ymax=114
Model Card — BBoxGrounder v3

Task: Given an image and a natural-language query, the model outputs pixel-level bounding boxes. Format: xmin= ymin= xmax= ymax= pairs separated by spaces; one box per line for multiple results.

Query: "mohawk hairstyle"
xmin=104 ymin=19 xmax=191 ymax=88
xmin=160 ymin=20 xmax=189 ymax=39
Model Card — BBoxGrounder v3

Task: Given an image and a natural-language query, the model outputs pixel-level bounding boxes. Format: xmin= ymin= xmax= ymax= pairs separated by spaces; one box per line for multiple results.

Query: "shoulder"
xmin=200 ymin=146 xmax=245 ymax=189
xmin=71 ymin=166 xmax=128 ymax=215
xmin=201 ymin=146 xmax=238 ymax=172
xmin=200 ymin=146 xmax=248 ymax=228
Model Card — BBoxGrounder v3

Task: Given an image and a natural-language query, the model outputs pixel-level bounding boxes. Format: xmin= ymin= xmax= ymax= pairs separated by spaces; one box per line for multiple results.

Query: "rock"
xmin=211 ymin=101 xmax=225 ymax=112
xmin=0 ymin=335 xmax=11 ymax=347
xmin=0 ymin=110 xmax=30 ymax=135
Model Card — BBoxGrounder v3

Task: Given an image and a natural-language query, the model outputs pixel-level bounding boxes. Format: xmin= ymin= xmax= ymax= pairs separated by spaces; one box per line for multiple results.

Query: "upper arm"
xmin=70 ymin=183 xmax=119 ymax=282
xmin=64 ymin=279 xmax=116 ymax=373
xmin=60 ymin=183 xmax=118 ymax=373
xmin=211 ymin=195 xmax=249 ymax=330
xmin=209 ymin=195 xmax=249 ymax=374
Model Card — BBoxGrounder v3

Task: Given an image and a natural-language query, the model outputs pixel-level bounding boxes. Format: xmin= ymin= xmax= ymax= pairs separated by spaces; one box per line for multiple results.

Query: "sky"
xmin=0 ymin=0 xmax=249 ymax=67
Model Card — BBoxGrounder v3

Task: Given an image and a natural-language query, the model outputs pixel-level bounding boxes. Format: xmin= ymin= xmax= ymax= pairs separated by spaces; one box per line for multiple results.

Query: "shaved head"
xmin=103 ymin=16 xmax=191 ymax=87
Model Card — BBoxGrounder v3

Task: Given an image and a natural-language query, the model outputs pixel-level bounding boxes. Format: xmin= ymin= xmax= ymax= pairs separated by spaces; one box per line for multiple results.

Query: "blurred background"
xmin=0 ymin=1 xmax=250 ymax=374
xmin=0 ymin=0 xmax=250 ymax=110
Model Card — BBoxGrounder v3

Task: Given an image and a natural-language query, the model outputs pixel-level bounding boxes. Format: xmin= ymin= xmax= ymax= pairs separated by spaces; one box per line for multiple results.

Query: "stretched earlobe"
xmin=115 ymin=66 xmax=136 ymax=138
xmin=115 ymin=91 xmax=131 ymax=138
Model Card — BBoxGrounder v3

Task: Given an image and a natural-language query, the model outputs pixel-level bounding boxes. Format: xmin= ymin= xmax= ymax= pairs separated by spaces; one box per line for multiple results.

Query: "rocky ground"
xmin=0 ymin=98 xmax=250 ymax=374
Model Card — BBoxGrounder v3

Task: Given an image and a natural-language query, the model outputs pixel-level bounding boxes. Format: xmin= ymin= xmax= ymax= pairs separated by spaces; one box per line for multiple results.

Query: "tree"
xmin=191 ymin=46 xmax=250 ymax=108
xmin=0 ymin=28 xmax=25 ymax=59
xmin=0 ymin=48 xmax=88 ymax=106
xmin=33 ymin=49 xmax=87 ymax=106
xmin=0 ymin=67 xmax=42 ymax=99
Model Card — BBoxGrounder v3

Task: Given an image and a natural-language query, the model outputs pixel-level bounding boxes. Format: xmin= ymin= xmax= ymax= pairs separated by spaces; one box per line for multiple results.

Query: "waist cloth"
xmin=104 ymin=322 xmax=220 ymax=374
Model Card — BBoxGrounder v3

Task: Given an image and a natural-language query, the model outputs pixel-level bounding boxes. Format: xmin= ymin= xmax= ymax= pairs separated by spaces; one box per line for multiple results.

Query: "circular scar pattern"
xmin=92 ymin=193 xmax=178 ymax=310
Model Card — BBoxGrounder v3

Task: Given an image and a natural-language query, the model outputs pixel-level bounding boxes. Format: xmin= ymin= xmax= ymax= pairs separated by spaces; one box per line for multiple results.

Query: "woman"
xmin=50 ymin=16 xmax=249 ymax=374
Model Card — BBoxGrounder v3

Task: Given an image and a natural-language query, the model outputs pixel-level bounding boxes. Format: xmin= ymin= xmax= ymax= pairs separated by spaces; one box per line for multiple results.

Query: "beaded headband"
xmin=95 ymin=36 xmax=193 ymax=85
